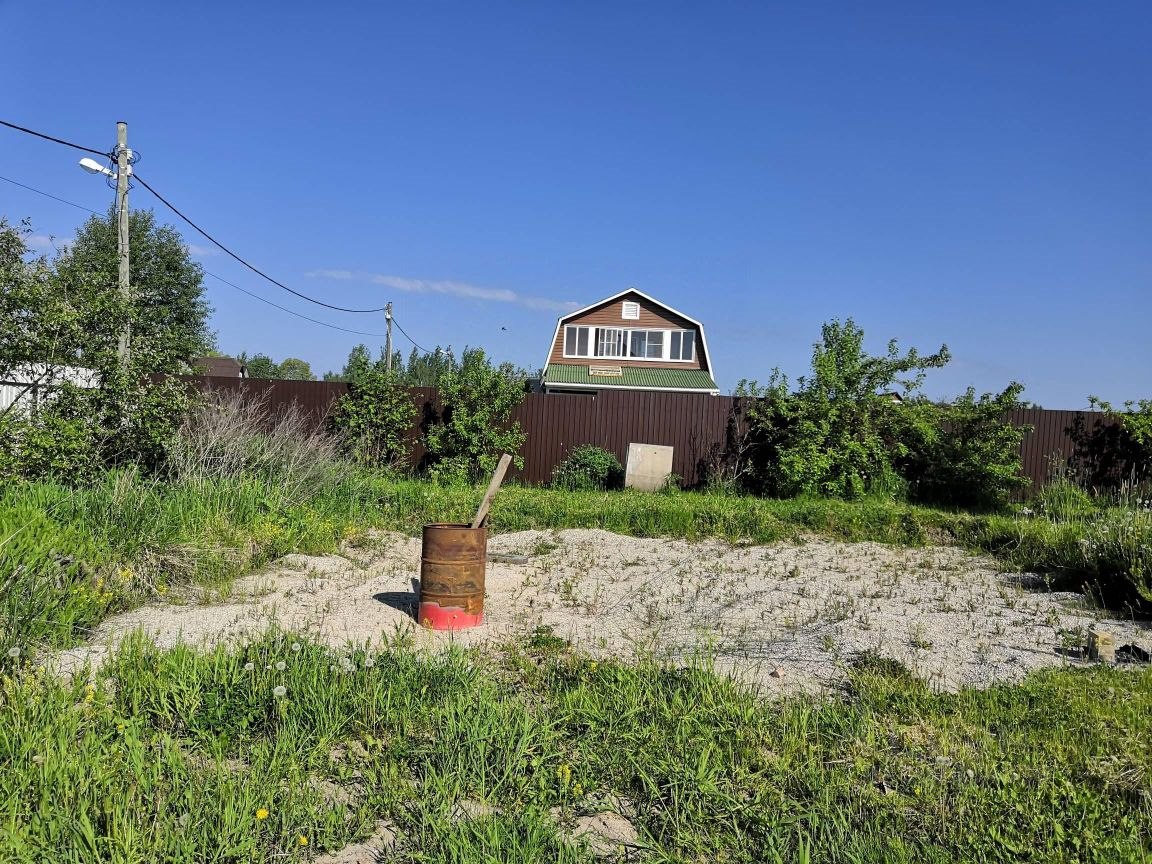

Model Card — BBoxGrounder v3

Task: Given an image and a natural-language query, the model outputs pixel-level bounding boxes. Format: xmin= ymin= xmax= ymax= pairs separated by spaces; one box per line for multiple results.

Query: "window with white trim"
xmin=629 ymin=329 xmax=664 ymax=359
xmin=596 ymin=327 xmax=627 ymax=358
xmin=621 ymin=301 xmax=640 ymax=320
xmin=563 ymin=325 xmax=592 ymax=358
xmin=562 ymin=324 xmax=697 ymax=361
xmin=670 ymin=330 xmax=695 ymax=362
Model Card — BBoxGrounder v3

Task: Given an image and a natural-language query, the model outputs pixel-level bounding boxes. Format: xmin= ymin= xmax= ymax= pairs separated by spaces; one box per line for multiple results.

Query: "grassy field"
xmin=3 ymin=469 xmax=1151 ymax=861
xmin=2 ymin=470 xmax=1150 ymax=655
xmin=2 ymin=629 xmax=1150 ymax=863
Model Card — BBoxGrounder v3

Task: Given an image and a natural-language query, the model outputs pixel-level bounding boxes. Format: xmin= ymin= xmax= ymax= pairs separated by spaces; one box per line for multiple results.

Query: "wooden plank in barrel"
xmin=471 ymin=453 xmax=513 ymax=528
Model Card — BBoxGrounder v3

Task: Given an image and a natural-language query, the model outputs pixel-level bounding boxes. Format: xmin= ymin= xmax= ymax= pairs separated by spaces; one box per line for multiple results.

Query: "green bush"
xmin=727 ymin=321 xmax=1028 ymax=508
xmin=424 ymin=348 xmax=527 ymax=483
xmin=330 ymin=369 xmax=417 ymax=470
xmin=905 ymin=384 xmax=1031 ymax=510
xmin=551 ymin=445 xmax=623 ymax=491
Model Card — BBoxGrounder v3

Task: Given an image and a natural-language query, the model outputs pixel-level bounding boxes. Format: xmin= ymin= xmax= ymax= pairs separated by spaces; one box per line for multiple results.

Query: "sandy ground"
xmin=52 ymin=529 xmax=1151 ymax=693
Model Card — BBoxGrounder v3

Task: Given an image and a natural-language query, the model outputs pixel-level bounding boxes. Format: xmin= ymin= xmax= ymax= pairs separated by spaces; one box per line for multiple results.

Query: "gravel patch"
xmin=51 ymin=529 xmax=1150 ymax=692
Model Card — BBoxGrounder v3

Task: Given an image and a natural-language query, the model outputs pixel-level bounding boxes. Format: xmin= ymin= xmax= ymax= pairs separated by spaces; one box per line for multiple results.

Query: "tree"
xmin=423 ymin=348 xmax=527 ymax=482
xmin=0 ymin=217 xmax=193 ymax=481
xmin=737 ymin=320 xmax=950 ymax=499
xmin=52 ymin=206 xmax=213 ymax=371
xmin=398 ymin=346 xmax=458 ymax=387
xmin=331 ymin=369 xmax=417 ymax=469
xmin=277 ymin=358 xmax=314 ymax=381
xmin=239 ymin=353 xmax=280 ymax=379
xmin=340 ymin=344 xmax=373 ymax=383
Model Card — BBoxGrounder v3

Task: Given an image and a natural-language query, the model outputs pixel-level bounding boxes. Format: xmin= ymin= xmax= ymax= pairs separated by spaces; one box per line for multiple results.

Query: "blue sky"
xmin=2 ymin=1 xmax=1149 ymax=407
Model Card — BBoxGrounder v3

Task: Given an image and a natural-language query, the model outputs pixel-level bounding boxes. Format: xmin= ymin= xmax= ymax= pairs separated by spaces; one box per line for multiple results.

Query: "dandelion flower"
xmin=291 ymin=642 xmax=302 ymax=652
xmin=273 ymin=685 xmax=287 ymax=698
xmin=275 ymin=661 xmax=286 ymax=671
xmin=244 ymin=662 xmax=255 ymax=671
xmin=363 ymin=657 xmax=375 ymax=669
xmin=6 ymin=647 xmax=20 ymax=659
xmin=297 ymin=835 xmax=309 ymax=847
xmin=256 ymin=808 xmax=269 ymax=821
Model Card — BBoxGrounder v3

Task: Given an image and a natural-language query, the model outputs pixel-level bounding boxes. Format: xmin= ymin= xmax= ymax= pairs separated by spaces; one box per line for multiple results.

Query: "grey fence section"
xmin=186 ymin=377 xmax=1118 ymax=496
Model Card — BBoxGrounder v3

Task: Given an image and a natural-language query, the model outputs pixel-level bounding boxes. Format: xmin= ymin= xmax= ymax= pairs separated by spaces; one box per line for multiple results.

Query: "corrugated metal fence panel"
xmin=181 ymin=376 xmax=1119 ymax=495
xmin=508 ymin=390 xmax=732 ymax=486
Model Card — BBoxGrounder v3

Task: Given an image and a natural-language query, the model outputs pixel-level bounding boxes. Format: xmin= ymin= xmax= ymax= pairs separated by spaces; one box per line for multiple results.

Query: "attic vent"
xmin=621 ymin=301 xmax=640 ymax=320
xmin=589 ymin=365 xmax=623 ymax=377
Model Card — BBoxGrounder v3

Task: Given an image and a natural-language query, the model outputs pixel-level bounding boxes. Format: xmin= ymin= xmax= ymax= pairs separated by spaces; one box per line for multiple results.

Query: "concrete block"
xmin=625 ymin=443 xmax=674 ymax=491
xmin=1088 ymin=630 xmax=1116 ymax=663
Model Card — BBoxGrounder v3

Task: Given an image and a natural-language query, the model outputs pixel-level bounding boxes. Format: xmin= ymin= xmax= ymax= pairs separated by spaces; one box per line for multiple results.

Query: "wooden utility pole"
xmin=115 ymin=121 xmax=131 ymax=367
xmin=385 ymin=301 xmax=393 ymax=373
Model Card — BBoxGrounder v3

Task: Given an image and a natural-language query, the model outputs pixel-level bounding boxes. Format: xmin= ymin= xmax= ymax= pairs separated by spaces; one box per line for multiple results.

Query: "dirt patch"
xmin=311 ymin=820 xmax=397 ymax=864
xmin=50 ymin=529 xmax=1150 ymax=692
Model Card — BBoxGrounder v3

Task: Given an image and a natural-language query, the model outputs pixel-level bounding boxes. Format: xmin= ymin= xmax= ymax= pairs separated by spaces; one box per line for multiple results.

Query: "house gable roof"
xmin=543 ymin=288 xmax=716 ymax=383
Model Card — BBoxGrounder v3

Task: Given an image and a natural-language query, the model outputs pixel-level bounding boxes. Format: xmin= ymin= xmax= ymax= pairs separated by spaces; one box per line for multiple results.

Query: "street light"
xmin=78 ymin=157 xmax=116 ymax=177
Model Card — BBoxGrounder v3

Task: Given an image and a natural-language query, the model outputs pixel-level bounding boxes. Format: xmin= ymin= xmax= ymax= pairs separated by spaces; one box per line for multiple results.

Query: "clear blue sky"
xmin=3 ymin=1 xmax=1149 ymax=407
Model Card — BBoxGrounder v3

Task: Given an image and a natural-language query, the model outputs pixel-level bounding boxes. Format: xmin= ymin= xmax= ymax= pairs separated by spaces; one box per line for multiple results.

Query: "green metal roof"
xmin=543 ymin=364 xmax=719 ymax=391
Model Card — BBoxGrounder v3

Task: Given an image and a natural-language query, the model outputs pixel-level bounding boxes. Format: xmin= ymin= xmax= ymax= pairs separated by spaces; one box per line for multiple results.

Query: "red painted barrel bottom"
xmin=419 ymin=601 xmax=484 ymax=631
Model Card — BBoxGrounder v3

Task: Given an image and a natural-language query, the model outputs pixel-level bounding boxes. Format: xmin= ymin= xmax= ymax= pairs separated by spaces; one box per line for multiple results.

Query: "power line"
xmin=203 ymin=271 xmax=389 ymax=337
xmin=0 ymin=119 xmax=110 ymax=158
xmin=131 ymin=173 xmax=389 ymax=314
xmin=392 ymin=316 xmax=429 ymax=353
xmin=0 ymin=174 xmax=103 ymax=214
xmin=0 ymin=173 xmax=390 ymax=339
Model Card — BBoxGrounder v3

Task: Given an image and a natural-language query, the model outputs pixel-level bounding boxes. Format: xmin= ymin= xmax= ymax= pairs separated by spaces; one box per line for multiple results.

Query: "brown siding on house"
xmin=548 ymin=293 xmax=707 ymax=371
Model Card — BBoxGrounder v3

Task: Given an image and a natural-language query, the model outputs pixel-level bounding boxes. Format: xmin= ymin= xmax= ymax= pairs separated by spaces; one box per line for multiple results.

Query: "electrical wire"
xmin=0 ymin=173 xmax=390 ymax=339
xmin=0 ymin=174 xmax=103 ymax=214
xmin=0 ymin=119 xmax=110 ymax=158
xmin=131 ymin=173 xmax=389 ymax=314
xmin=391 ymin=316 xmax=429 ymax=353
xmin=203 ymin=271 xmax=389 ymax=337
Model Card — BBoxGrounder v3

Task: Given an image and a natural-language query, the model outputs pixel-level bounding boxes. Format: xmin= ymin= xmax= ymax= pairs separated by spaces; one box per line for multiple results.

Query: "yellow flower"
xmin=256 ymin=808 xmax=269 ymax=821
xmin=297 ymin=835 xmax=309 ymax=847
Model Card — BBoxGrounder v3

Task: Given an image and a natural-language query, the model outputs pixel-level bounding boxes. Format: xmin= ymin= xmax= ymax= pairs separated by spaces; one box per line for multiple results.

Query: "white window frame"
xmin=596 ymin=327 xmax=628 ymax=358
xmin=669 ymin=330 xmax=695 ymax=362
xmin=563 ymin=325 xmax=593 ymax=358
xmin=562 ymin=325 xmax=697 ymax=362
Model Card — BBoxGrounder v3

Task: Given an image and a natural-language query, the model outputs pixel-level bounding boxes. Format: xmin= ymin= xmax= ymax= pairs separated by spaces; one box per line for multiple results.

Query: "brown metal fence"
xmin=186 ymin=377 xmax=1121 ymax=496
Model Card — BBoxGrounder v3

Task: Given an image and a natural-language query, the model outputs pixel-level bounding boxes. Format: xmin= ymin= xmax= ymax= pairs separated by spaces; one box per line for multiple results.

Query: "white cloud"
xmin=185 ymin=243 xmax=220 ymax=257
xmin=24 ymin=234 xmax=71 ymax=252
xmin=307 ymin=269 xmax=579 ymax=313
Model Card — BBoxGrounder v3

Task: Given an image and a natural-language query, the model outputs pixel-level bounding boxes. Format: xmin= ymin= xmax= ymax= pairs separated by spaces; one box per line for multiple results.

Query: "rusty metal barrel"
xmin=418 ymin=523 xmax=486 ymax=630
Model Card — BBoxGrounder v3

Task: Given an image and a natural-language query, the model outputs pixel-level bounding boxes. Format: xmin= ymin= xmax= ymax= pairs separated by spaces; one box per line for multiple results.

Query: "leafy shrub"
xmin=0 ymin=374 xmax=190 ymax=484
xmin=551 ymin=446 xmax=623 ymax=491
xmin=905 ymin=384 xmax=1030 ymax=509
xmin=738 ymin=320 xmax=949 ymax=499
xmin=330 ymin=369 xmax=417 ymax=470
xmin=424 ymin=348 xmax=527 ymax=483
xmin=721 ymin=321 xmax=1029 ymax=508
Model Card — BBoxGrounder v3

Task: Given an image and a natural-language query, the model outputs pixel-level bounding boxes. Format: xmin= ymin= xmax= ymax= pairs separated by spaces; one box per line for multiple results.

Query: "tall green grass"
xmin=2 ymin=631 xmax=1149 ymax=862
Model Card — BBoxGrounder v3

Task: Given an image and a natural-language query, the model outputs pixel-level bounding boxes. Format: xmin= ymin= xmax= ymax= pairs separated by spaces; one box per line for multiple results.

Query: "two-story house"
xmin=541 ymin=289 xmax=719 ymax=395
